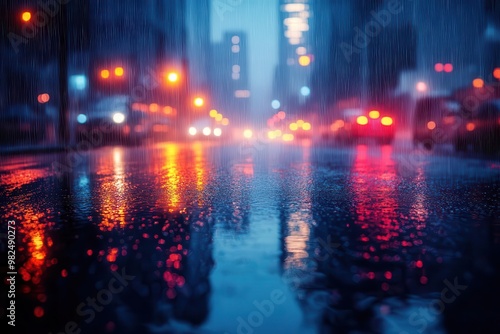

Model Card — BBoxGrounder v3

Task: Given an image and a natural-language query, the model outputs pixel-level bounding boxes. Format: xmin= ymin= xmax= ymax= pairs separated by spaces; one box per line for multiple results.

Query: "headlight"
xmin=77 ymin=114 xmax=87 ymax=124
xmin=213 ymin=128 xmax=222 ymax=137
xmin=113 ymin=112 xmax=125 ymax=124
xmin=188 ymin=127 xmax=197 ymax=136
xmin=243 ymin=129 xmax=253 ymax=139
xmin=202 ymin=127 xmax=211 ymax=136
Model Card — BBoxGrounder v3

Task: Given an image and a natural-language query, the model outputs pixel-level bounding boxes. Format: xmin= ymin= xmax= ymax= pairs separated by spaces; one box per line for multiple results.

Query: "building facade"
xmin=211 ymin=31 xmax=250 ymax=123
xmin=274 ymin=0 xmax=314 ymax=112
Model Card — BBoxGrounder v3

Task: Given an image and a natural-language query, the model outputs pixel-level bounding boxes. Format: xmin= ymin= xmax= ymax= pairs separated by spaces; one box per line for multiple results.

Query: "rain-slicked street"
xmin=2 ymin=0 xmax=500 ymax=333
xmin=1 ymin=140 xmax=499 ymax=334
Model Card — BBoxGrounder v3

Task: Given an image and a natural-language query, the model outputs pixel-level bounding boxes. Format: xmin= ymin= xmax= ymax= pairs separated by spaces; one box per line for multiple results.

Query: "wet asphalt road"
xmin=1 ymin=140 xmax=500 ymax=334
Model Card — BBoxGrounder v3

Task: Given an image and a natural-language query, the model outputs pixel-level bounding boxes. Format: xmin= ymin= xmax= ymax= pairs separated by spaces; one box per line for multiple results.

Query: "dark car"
xmin=413 ymin=96 xmax=462 ymax=150
xmin=454 ymin=100 xmax=500 ymax=154
xmin=0 ymin=104 xmax=49 ymax=145
xmin=75 ymin=96 xmax=171 ymax=145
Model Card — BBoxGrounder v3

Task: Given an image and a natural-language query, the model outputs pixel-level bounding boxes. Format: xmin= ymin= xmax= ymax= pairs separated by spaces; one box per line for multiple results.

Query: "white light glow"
xmin=112 ymin=113 xmax=125 ymax=124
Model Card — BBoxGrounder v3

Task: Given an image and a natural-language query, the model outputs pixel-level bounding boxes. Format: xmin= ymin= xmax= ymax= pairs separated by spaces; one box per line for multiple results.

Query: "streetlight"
xmin=193 ymin=97 xmax=204 ymax=107
xmin=494 ymin=68 xmax=500 ymax=80
xmin=167 ymin=72 xmax=179 ymax=83
xmin=21 ymin=11 xmax=32 ymax=22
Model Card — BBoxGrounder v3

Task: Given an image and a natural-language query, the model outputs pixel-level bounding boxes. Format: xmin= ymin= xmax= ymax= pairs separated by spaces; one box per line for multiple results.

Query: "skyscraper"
xmin=274 ymin=0 xmax=313 ymax=112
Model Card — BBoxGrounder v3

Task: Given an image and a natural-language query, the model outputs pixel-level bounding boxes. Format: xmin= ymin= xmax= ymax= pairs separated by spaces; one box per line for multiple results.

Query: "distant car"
xmin=326 ymin=107 xmax=395 ymax=145
xmin=0 ymin=104 xmax=49 ymax=145
xmin=288 ymin=119 xmax=313 ymax=139
xmin=413 ymin=96 xmax=462 ymax=149
xmin=76 ymin=95 xmax=136 ymax=144
xmin=187 ymin=117 xmax=224 ymax=140
xmin=454 ymin=99 xmax=500 ymax=154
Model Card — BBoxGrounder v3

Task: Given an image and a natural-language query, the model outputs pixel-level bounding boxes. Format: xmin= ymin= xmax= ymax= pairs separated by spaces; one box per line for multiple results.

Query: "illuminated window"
xmin=234 ymin=90 xmax=250 ymax=98
xmin=298 ymin=55 xmax=311 ymax=66
xmin=282 ymin=4 xmax=307 ymax=12
xmin=296 ymin=47 xmax=307 ymax=55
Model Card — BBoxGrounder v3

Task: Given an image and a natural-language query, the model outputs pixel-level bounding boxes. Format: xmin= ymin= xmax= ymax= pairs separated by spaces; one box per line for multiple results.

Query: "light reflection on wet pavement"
xmin=1 ymin=142 xmax=499 ymax=334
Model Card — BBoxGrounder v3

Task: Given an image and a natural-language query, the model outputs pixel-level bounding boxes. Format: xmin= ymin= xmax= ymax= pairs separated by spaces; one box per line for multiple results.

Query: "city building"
xmin=273 ymin=0 xmax=314 ymax=112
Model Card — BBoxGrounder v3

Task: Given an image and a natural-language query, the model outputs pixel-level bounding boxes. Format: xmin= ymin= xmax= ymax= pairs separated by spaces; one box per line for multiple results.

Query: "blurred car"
xmin=288 ymin=119 xmax=313 ymax=139
xmin=76 ymin=95 xmax=140 ymax=144
xmin=413 ymin=96 xmax=462 ymax=149
xmin=454 ymin=99 xmax=500 ymax=154
xmin=75 ymin=96 xmax=171 ymax=145
xmin=0 ymin=104 xmax=50 ymax=145
xmin=325 ymin=107 xmax=395 ymax=145
xmin=187 ymin=117 xmax=224 ymax=140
